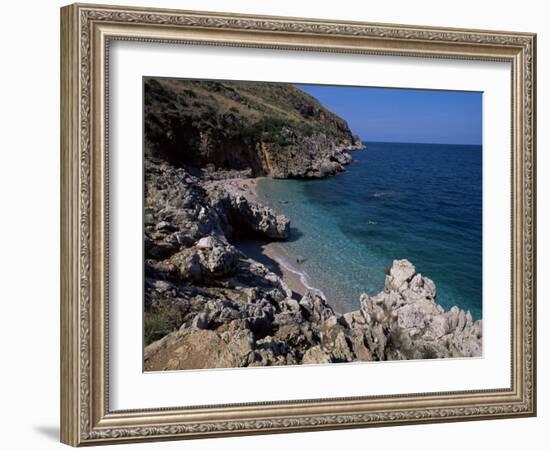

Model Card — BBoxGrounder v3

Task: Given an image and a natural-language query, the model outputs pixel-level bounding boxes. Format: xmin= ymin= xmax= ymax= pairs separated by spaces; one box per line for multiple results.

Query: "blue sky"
xmin=296 ymin=84 xmax=482 ymax=145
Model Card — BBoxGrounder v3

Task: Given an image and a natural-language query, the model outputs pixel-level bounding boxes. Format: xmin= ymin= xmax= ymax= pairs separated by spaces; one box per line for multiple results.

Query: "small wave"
xmin=372 ymin=192 xmax=386 ymax=198
xmin=271 ymin=254 xmax=326 ymax=299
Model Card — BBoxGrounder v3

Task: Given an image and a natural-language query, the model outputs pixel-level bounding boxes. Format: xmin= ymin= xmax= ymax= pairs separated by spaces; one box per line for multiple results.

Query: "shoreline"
xmin=145 ymin=158 xmax=483 ymax=369
xmin=233 ymin=238 xmax=311 ymax=300
xmin=262 ymin=243 xmax=327 ymax=300
xmin=217 ymin=176 xmax=325 ymax=301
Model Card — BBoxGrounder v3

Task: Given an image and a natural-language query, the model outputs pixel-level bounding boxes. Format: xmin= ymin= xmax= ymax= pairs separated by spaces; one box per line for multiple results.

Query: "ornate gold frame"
xmin=60 ymin=3 xmax=536 ymax=446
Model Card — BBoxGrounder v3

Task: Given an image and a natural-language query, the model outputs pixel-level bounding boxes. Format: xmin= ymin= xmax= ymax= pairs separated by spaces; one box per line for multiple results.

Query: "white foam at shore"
xmin=270 ymin=252 xmax=326 ymax=299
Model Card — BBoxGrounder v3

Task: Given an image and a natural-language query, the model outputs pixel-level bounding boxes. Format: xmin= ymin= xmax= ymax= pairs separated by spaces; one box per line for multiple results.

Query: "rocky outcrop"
xmin=144 ymin=78 xmax=365 ymax=179
xmin=256 ymin=136 xmax=358 ymax=179
xmin=145 ymin=255 xmax=482 ymax=370
xmin=144 ymin=156 xmax=294 ymax=343
xmin=144 ymin=158 xmax=289 ymax=256
xmin=144 ymin=325 xmax=256 ymax=370
xmin=203 ymin=182 xmax=290 ymax=240
xmin=168 ymin=236 xmax=240 ymax=281
xmin=354 ymin=260 xmax=482 ymax=360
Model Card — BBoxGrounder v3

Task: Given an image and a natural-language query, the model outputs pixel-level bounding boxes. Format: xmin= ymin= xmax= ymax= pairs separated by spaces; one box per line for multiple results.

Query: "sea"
xmin=257 ymin=142 xmax=482 ymax=319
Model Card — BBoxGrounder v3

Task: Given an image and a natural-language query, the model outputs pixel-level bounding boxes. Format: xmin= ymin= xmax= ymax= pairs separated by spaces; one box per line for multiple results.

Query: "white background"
xmin=111 ymin=43 xmax=511 ymax=409
xmin=0 ymin=0 xmax=547 ymax=449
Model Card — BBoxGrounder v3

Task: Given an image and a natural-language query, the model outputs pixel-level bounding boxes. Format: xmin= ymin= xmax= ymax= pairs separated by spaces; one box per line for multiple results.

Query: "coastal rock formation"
xmin=144 ymin=78 xmax=365 ymax=179
xmin=168 ymin=236 xmax=239 ymax=281
xmin=145 ymin=244 xmax=483 ymax=369
xmin=143 ymin=154 xmax=482 ymax=371
xmin=144 ymin=156 xmax=294 ymax=344
xmin=205 ymin=178 xmax=290 ymax=240
xmin=143 ymin=77 xmax=482 ymax=371
xmin=145 ymin=158 xmax=289 ymax=251
xmin=356 ymin=260 xmax=482 ymax=360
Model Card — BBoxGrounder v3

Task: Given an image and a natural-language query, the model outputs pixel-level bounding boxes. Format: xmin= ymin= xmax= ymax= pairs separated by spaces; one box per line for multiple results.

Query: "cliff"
xmin=144 ymin=78 xmax=364 ymax=178
xmin=144 ymin=159 xmax=482 ymax=370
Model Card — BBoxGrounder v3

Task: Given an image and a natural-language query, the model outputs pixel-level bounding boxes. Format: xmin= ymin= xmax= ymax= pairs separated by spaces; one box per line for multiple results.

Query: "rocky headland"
xmin=144 ymin=78 xmax=364 ymax=179
xmin=143 ymin=79 xmax=482 ymax=371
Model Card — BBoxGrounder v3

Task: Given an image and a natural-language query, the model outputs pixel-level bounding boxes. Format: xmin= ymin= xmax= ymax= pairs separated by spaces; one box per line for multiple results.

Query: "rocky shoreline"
xmin=203 ymin=177 xmax=319 ymax=298
xmin=143 ymin=78 xmax=481 ymax=370
xmin=144 ymin=155 xmax=482 ymax=371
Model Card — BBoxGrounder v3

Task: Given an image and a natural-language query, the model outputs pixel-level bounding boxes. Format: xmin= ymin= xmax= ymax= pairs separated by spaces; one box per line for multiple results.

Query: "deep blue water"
xmin=257 ymin=142 xmax=482 ymax=319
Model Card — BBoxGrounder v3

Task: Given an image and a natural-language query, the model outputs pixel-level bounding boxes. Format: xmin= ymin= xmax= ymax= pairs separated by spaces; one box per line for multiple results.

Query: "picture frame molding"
xmin=60 ymin=3 xmax=536 ymax=446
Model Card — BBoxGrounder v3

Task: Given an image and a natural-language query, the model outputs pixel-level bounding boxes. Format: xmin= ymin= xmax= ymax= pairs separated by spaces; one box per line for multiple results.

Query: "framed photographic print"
xmin=60 ymin=3 xmax=537 ymax=446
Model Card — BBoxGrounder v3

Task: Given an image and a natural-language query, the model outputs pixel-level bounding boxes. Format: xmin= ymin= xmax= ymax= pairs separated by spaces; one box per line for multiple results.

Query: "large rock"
xmin=360 ymin=259 xmax=482 ymax=360
xmin=229 ymin=195 xmax=290 ymax=239
xmin=385 ymin=259 xmax=416 ymax=292
xmin=299 ymin=291 xmax=335 ymax=323
xmin=302 ymin=346 xmax=332 ymax=365
xmin=169 ymin=236 xmax=240 ymax=281
xmin=144 ymin=326 xmax=254 ymax=371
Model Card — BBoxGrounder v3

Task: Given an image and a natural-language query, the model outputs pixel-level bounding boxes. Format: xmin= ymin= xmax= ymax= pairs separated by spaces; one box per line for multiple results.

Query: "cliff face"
xmin=144 ymin=78 xmax=364 ymax=178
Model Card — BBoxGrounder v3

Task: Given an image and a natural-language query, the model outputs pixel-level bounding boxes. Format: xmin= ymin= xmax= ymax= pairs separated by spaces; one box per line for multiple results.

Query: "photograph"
xmin=55 ymin=2 xmax=537 ymax=446
xmin=143 ymin=78 xmax=483 ymax=371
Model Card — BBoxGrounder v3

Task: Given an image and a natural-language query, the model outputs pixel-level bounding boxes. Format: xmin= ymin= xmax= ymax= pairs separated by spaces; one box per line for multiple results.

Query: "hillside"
xmin=144 ymin=78 xmax=364 ymax=178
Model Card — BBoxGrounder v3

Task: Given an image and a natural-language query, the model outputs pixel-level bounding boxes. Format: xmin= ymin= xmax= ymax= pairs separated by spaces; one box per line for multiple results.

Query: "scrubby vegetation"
xmin=143 ymin=77 xmax=357 ymax=175
xmin=144 ymin=303 xmax=185 ymax=346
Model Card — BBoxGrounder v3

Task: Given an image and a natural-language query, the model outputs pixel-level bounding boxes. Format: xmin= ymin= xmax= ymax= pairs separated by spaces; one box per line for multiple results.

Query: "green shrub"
xmin=144 ymin=304 xmax=183 ymax=346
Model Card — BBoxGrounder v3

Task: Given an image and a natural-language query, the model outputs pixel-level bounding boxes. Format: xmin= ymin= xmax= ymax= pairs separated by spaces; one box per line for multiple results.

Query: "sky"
xmin=296 ymin=84 xmax=482 ymax=145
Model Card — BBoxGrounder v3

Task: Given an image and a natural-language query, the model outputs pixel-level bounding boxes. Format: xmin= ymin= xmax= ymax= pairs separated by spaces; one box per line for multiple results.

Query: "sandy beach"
xmin=263 ymin=243 xmax=310 ymax=298
xmin=204 ymin=177 xmax=261 ymax=203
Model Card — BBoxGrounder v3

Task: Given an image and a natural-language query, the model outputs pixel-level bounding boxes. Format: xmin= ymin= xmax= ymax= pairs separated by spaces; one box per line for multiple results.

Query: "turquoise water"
xmin=257 ymin=142 xmax=482 ymax=319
